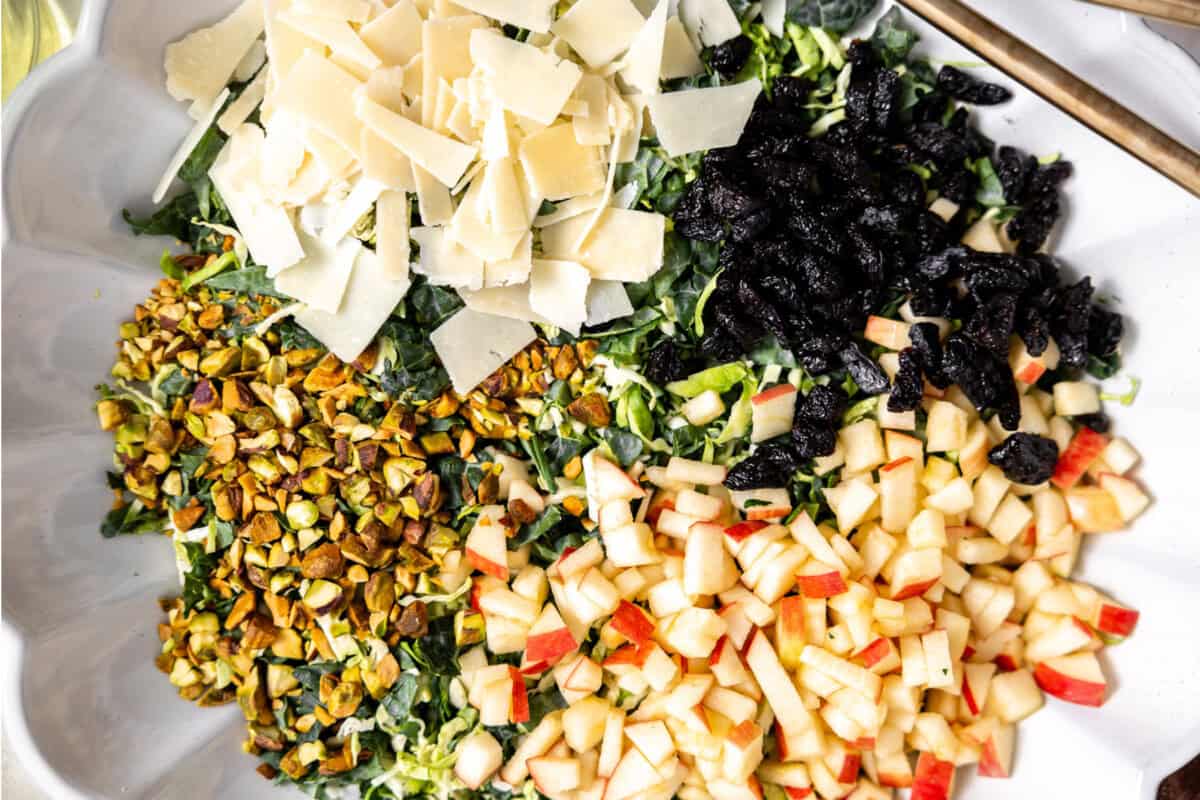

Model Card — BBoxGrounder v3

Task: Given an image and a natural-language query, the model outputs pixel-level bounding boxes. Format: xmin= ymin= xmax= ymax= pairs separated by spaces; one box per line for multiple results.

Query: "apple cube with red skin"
xmin=466 ymin=517 xmax=510 ymax=581
xmin=731 ymin=488 xmax=793 ymax=521
xmin=775 ymin=596 xmax=808 ymax=669
xmin=610 ymin=600 xmax=655 ymax=645
xmin=856 ymin=637 xmax=901 ymax=674
xmin=590 ymin=454 xmax=647 ymax=504
xmin=745 ymin=629 xmax=824 ymax=759
xmin=710 ymin=635 xmax=750 ymax=686
xmin=526 ymin=605 xmax=579 ymax=665
xmin=865 ymin=315 xmax=913 ymax=351
xmin=910 ymin=752 xmax=955 ymax=800
xmin=797 ymin=563 xmax=848 ymax=598
xmin=977 ymin=722 xmax=1015 ymax=778
xmin=1034 ymin=652 xmax=1107 ymax=707
xmin=510 ymin=666 xmax=530 ymax=724
xmin=1052 ymin=427 xmax=1108 ymax=489
xmin=751 ymin=384 xmax=798 ymax=443
xmin=1093 ymin=596 xmax=1139 ymax=639
xmin=724 ymin=519 xmax=769 ymax=545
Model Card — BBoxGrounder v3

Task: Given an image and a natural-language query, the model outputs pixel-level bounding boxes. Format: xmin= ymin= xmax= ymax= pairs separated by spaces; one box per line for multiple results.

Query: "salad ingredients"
xmin=97 ymin=1 xmax=1155 ymax=798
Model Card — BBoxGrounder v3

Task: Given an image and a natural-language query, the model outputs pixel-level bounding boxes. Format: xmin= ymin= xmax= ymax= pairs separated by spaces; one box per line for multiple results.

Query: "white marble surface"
xmin=2 ymin=6 xmax=1198 ymax=800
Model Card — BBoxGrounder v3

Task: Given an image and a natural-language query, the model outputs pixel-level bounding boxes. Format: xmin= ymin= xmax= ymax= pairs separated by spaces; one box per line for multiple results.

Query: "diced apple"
xmin=602 ymin=523 xmax=659 ymax=567
xmin=1025 ymin=615 xmax=1097 ymax=663
xmin=465 ymin=515 xmax=510 ymax=581
xmin=1063 ymin=486 xmax=1123 ymax=533
xmin=752 ymin=544 xmax=808 ymax=605
xmin=865 ymin=315 xmax=913 ymax=351
xmin=707 ymin=776 xmax=765 ymax=800
xmin=1010 ymin=337 xmax=1059 ymax=385
xmin=1034 ymin=652 xmax=1107 ymax=707
xmin=910 ymin=752 xmax=955 ymax=800
xmin=971 ymin=720 xmax=1014 ymax=779
xmin=1097 ymin=473 xmax=1150 ymax=522
xmin=589 ymin=453 xmax=647 ymax=504
xmin=455 ymin=729 xmax=504 ymax=789
xmin=962 ymin=662 xmax=996 ymax=717
xmin=666 ymin=456 xmax=727 ymax=486
xmin=526 ymin=604 xmax=579 ymax=665
xmin=662 ymin=607 xmax=727 ymax=658
xmin=926 ymin=477 xmax=974 ymax=515
xmin=730 ymin=488 xmax=793 ymax=521
xmin=856 ymin=637 xmax=901 ymax=675
xmin=554 ymin=538 xmax=605 ymax=579
xmin=1053 ymin=381 xmax=1100 ymax=416
xmin=751 ymin=384 xmax=798 ymax=443
xmin=841 ymin=419 xmax=887 ymax=473
xmin=1101 ymin=437 xmax=1140 ymax=475
xmin=1051 ymin=426 xmax=1108 ymax=489
xmin=674 ymin=489 xmax=725 ymax=521
xmin=479 ymin=587 xmax=540 ymax=626
xmin=797 ymin=560 xmax=849 ymax=598
xmin=529 ymin=756 xmax=582 ymax=795
xmin=709 ymin=635 xmax=750 ymax=686
xmin=609 ymin=599 xmax=655 ymax=645
xmin=926 ymin=401 xmax=969 ymax=452
xmin=745 ymin=630 xmax=824 ymax=759
xmin=685 ymin=522 xmax=738 ymax=596
xmin=682 ymin=389 xmax=727 ymax=426
xmin=605 ymin=746 xmax=662 ymax=800
xmin=501 ymin=711 xmax=564 ymax=784
xmin=641 ymin=643 xmax=680 ymax=692
xmin=879 ymin=456 xmax=919 ymax=533
xmin=890 ymin=548 xmax=943 ymax=600
xmin=1092 ymin=595 xmax=1139 ymax=639
xmin=958 ymin=421 xmax=992 ymax=481
xmin=986 ymin=669 xmax=1044 ymax=722
xmin=508 ymin=478 xmax=546 ymax=522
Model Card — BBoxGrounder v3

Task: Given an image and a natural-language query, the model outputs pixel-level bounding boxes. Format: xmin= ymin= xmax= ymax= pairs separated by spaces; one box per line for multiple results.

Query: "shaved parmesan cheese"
xmin=450 ymin=159 xmax=487 ymax=196
xmin=218 ymin=70 xmax=267 ymax=134
xmin=586 ymin=280 xmax=635 ymax=326
xmin=295 ymin=246 xmax=412 ymax=362
xmin=274 ymin=233 xmax=361 ymax=313
xmin=458 ymin=285 xmax=549 ymax=325
xmin=609 ymin=91 xmax=646 ymax=163
xmin=571 ymin=125 xmax=624 ymax=249
xmin=304 ymin=129 xmax=357 ymax=181
xmin=402 ymin=52 xmax=423 ymax=101
xmin=452 ymin=0 xmax=556 ymax=33
xmin=233 ymin=40 xmax=267 ymax=83
xmin=321 ymin=177 xmax=386 ymax=244
xmin=619 ymin=0 xmax=668 ymax=95
xmin=293 ymin=0 xmax=371 ymax=22
xmin=762 ymin=0 xmax=786 ymax=37
xmin=481 ymin=106 xmax=513 ymax=159
xmin=367 ymin=67 xmax=407 ymax=112
xmin=481 ymin=158 xmax=527 ymax=233
xmin=412 ymin=164 xmax=454 ymax=225
xmin=518 ymin=123 xmax=605 ymax=201
xmin=540 ymin=207 xmax=664 ymax=281
xmin=530 ymin=259 xmax=591 ymax=335
xmin=679 ymin=0 xmax=742 ymax=47
xmin=360 ymin=0 xmax=423 ymax=66
xmin=278 ymin=11 xmax=383 ymax=72
xmin=357 ymin=96 xmax=478 ymax=188
xmin=411 ymin=226 xmax=484 ymax=289
xmin=154 ymin=89 xmax=231 ymax=204
xmin=264 ymin=0 xmax=321 ymax=80
xmin=422 ymin=15 xmax=489 ymax=127
xmin=660 ymin=16 xmax=704 ymax=79
xmin=551 ymin=0 xmax=646 ymax=68
xmin=646 ymin=78 xmax=761 ymax=156
xmin=362 ymin=129 xmax=416 ymax=190
xmin=572 ymin=75 xmax=611 ymax=146
xmin=484 ymin=233 xmax=532 ymax=287
xmin=533 ymin=192 xmax=604 ymax=228
xmin=209 ymin=125 xmax=305 ymax=275
xmin=274 ymin=51 xmax=366 ymax=160
xmin=376 ymin=190 xmax=411 ymax=281
xmin=431 ymin=308 xmax=537 ymax=394
xmin=164 ymin=0 xmax=264 ymax=114
xmin=470 ymin=30 xmax=583 ymax=126
xmin=444 ymin=99 xmax=477 ymax=143
xmin=448 ymin=176 xmax=525 ymax=262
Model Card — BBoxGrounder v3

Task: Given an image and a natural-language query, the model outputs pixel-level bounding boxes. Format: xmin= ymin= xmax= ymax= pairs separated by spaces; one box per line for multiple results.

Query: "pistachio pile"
xmin=96 ymin=262 xmax=601 ymax=784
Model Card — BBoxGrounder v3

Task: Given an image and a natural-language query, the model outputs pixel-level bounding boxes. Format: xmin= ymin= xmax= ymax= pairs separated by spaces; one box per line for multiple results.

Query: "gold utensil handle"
xmin=1080 ymin=0 xmax=1200 ymax=28
xmin=896 ymin=0 xmax=1200 ymax=198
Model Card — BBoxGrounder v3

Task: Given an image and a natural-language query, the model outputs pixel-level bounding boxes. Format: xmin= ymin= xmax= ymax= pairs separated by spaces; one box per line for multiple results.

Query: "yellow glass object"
xmin=2 ymin=0 xmax=76 ymax=101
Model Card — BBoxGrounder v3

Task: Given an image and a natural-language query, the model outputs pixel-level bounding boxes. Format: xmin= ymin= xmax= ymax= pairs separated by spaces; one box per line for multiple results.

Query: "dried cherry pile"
xmin=673 ymin=42 xmax=1123 ymax=489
